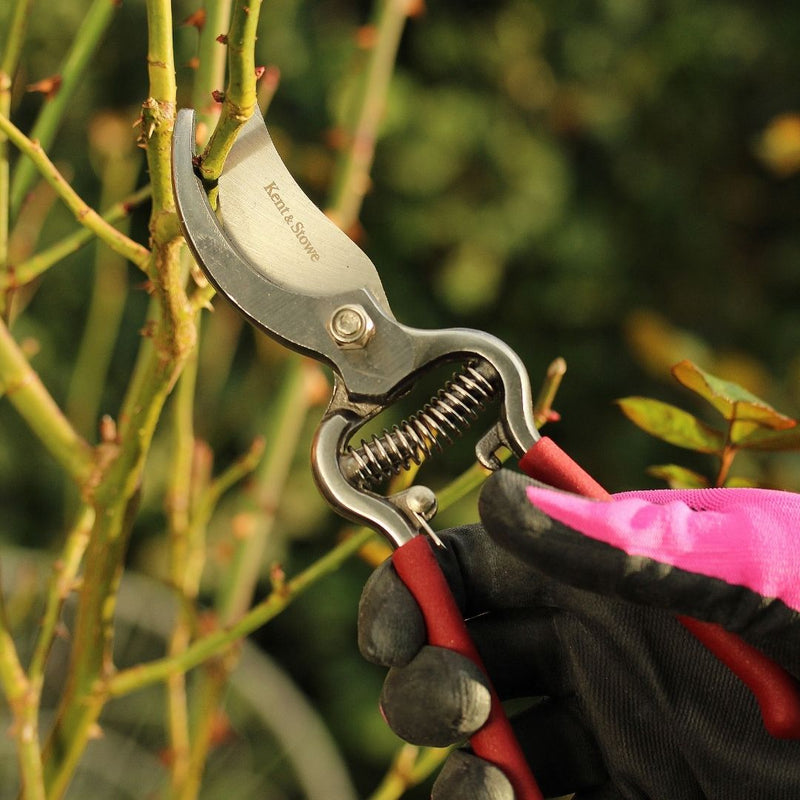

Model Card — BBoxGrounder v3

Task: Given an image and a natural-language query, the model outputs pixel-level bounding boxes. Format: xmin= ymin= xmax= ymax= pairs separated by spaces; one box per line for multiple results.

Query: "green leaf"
xmin=723 ymin=476 xmax=760 ymax=488
xmin=733 ymin=425 xmax=800 ymax=451
xmin=646 ymin=464 xmax=710 ymax=489
xmin=671 ymin=360 xmax=796 ymax=429
xmin=616 ymin=397 xmax=726 ymax=453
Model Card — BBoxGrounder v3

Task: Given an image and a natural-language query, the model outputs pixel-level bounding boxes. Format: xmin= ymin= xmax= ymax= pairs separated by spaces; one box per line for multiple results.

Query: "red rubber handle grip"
xmin=521 ymin=436 xmax=800 ymax=739
xmin=393 ymin=535 xmax=544 ymax=800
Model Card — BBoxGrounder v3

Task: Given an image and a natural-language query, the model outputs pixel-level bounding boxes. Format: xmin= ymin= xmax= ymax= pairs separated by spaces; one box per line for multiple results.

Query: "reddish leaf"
xmin=617 ymin=397 xmax=726 ymax=453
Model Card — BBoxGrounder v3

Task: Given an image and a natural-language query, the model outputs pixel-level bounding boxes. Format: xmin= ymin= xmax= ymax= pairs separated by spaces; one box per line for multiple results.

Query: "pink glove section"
xmin=525 ymin=487 xmax=800 ymax=614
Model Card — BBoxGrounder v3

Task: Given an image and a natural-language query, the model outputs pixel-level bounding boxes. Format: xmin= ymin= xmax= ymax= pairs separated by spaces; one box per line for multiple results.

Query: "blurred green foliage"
xmin=5 ymin=0 xmax=800 ymax=796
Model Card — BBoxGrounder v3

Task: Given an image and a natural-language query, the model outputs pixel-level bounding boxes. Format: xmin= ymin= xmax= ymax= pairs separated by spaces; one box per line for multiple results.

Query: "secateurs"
xmin=172 ymin=106 xmax=800 ymax=800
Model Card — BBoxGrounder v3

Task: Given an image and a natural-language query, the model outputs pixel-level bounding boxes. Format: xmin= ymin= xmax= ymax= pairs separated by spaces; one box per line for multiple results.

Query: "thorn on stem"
xmin=211 ymin=90 xmax=225 ymax=104
xmin=325 ymin=127 xmax=349 ymax=151
xmin=269 ymin=563 xmax=288 ymax=597
xmin=232 ymin=512 xmax=256 ymax=542
xmin=198 ymin=610 xmax=218 ymax=637
xmin=209 ymin=710 xmax=234 ymax=747
xmin=87 ymin=723 xmax=104 ymax=741
xmin=139 ymin=320 xmax=157 ymax=338
xmin=20 ymin=337 xmax=40 ymax=359
xmin=356 ymin=25 xmax=378 ymax=49
xmin=100 ymin=415 xmax=119 ymax=444
xmin=26 ymin=74 xmax=62 ymax=100
xmin=216 ymin=33 xmax=228 ymax=44
xmin=182 ymin=9 xmax=206 ymax=30
xmin=259 ymin=65 xmax=281 ymax=93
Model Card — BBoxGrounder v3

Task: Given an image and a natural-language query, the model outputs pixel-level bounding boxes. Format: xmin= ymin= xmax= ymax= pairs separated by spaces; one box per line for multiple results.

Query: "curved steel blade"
xmin=215 ymin=106 xmax=390 ymax=310
xmin=173 ymin=107 xmax=411 ymax=394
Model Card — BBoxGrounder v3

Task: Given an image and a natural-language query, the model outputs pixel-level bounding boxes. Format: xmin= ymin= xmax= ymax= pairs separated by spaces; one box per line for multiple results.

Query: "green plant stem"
xmin=178 ymin=669 xmax=227 ymax=800
xmin=9 ymin=0 xmax=118 ymax=217
xmin=2 ymin=184 xmax=151 ymax=291
xmin=28 ymin=506 xmax=94 ymax=687
xmin=326 ymin=0 xmax=412 ymax=230
xmin=367 ymin=745 xmax=452 ymax=800
xmin=197 ymin=0 xmax=264 ymax=185
xmin=42 ymin=3 xmax=193 ymax=795
xmin=142 ymin=0 xmax=177 ymax=218
xmin=108 ymin=525 xmax=376 ymax=698
xmin=194 ymin=437 xmax=266 ymax=535
xmin=0 ymin=610 xmax=45 ymax=800
xmin=164 ymin=349 xmax=265 ymax=800
xmin=216 ymin=356 xmax=310 ymax=623
xmin=66 ymin=152 xmax=140 ymax=440
xmin=0 ymin=113 xmax=150 ymax=271
xmin=164 ymin=319 xmax=201 ymax=794
xmin=192 ymin=0 xmax=234 ymax=135
xmin=0 ymin=0 xmax=35 ymax=307
xmin=0 ymin=575 xmax=40 ymax=800
xmin=0 ymin=318 xmax=94 ymax=483
xmin=436 ymin=460 xmax=497 ymax=512
xmin=13 ymin=697 xmax=46 ymax=800
xmin=169 ymin=355 xmax=307 ymax=799
xmin=716 ymin=444 xmax=736 ymax=487
xmin=162 ymin=6 xmax=262 ymax=789
xmin=534 ymin=357 xmax=567 ymax=428
xmin=21 ymin=509 xmax=94 ymax=799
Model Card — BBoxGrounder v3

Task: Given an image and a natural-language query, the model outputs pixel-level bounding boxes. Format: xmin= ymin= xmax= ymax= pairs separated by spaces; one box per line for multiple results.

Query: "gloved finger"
xmin=361 ymin=559 xmax=571 ymax=699
xmin=358 ymin=557 xmax=425 ymax=667
xmin=479 ymin=471 xmax=800 ymax=640
xmin=359 ymin=523 xmax=559 ymax=668
xmin=380 ymin=645 xmax=606 ymax=792
xmin=376 ymin=607 xmax=572 ymax=734
xmin=431 ymin=751 xmax=513 ymax=800
xmin=431 ymin=750 xmax=618 ymax=800
xmin=379 ymin=645 xmax=492 ymax=747
xmin=427 ymin=705 xmax=606 ymax=799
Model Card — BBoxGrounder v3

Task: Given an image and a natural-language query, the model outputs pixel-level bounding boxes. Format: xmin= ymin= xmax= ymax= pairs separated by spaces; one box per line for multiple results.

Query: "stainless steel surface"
xmin=172 ymin=105 xmax=542 ymax=550
xmin=216 ymin=107 xmax=390 ymax=311
xmin=174 ymin=108 xmax=416 ymax=397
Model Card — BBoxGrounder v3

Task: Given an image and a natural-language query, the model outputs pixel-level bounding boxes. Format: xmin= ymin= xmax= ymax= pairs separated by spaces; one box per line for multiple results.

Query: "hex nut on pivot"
xmin=328 ymin=304 xmax=375 ymax=348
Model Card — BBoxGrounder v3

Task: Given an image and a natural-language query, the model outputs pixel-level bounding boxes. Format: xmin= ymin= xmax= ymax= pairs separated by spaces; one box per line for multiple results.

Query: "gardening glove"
xmin=358 ymin=470 xmax=800 ymax=800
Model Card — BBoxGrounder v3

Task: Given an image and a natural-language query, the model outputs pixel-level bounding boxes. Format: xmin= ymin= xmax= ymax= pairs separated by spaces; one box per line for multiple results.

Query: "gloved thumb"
xmin=478 ymin=471 xmax=800 ymax=638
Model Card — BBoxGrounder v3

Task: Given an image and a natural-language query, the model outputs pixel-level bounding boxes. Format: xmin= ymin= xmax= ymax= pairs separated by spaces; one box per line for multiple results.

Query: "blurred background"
xmin=3 ymin=0 xmax=800 ymax=797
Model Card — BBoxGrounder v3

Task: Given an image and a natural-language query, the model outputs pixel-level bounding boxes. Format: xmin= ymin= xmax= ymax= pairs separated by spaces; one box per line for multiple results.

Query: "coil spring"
xmin=344 ymin=363 xmax=497 ymax=489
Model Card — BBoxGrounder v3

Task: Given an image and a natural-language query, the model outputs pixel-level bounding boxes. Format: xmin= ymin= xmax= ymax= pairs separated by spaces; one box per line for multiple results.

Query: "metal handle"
xmin=522 ymin=436 xmax=800 ymax=739
xmin=392 ymin=535 xmax=544 ymax=800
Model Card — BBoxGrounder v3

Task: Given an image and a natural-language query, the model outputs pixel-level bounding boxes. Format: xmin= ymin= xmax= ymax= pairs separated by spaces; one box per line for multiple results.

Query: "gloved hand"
xmin=358 ymin=471 xmax=800 ymax=799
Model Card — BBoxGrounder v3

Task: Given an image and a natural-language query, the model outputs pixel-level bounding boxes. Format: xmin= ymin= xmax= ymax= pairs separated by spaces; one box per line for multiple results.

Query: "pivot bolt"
xmin=405 ymin=485 xmax=438 ymax=521
xmin=329 ymin=304 xmax=375 ymax=348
